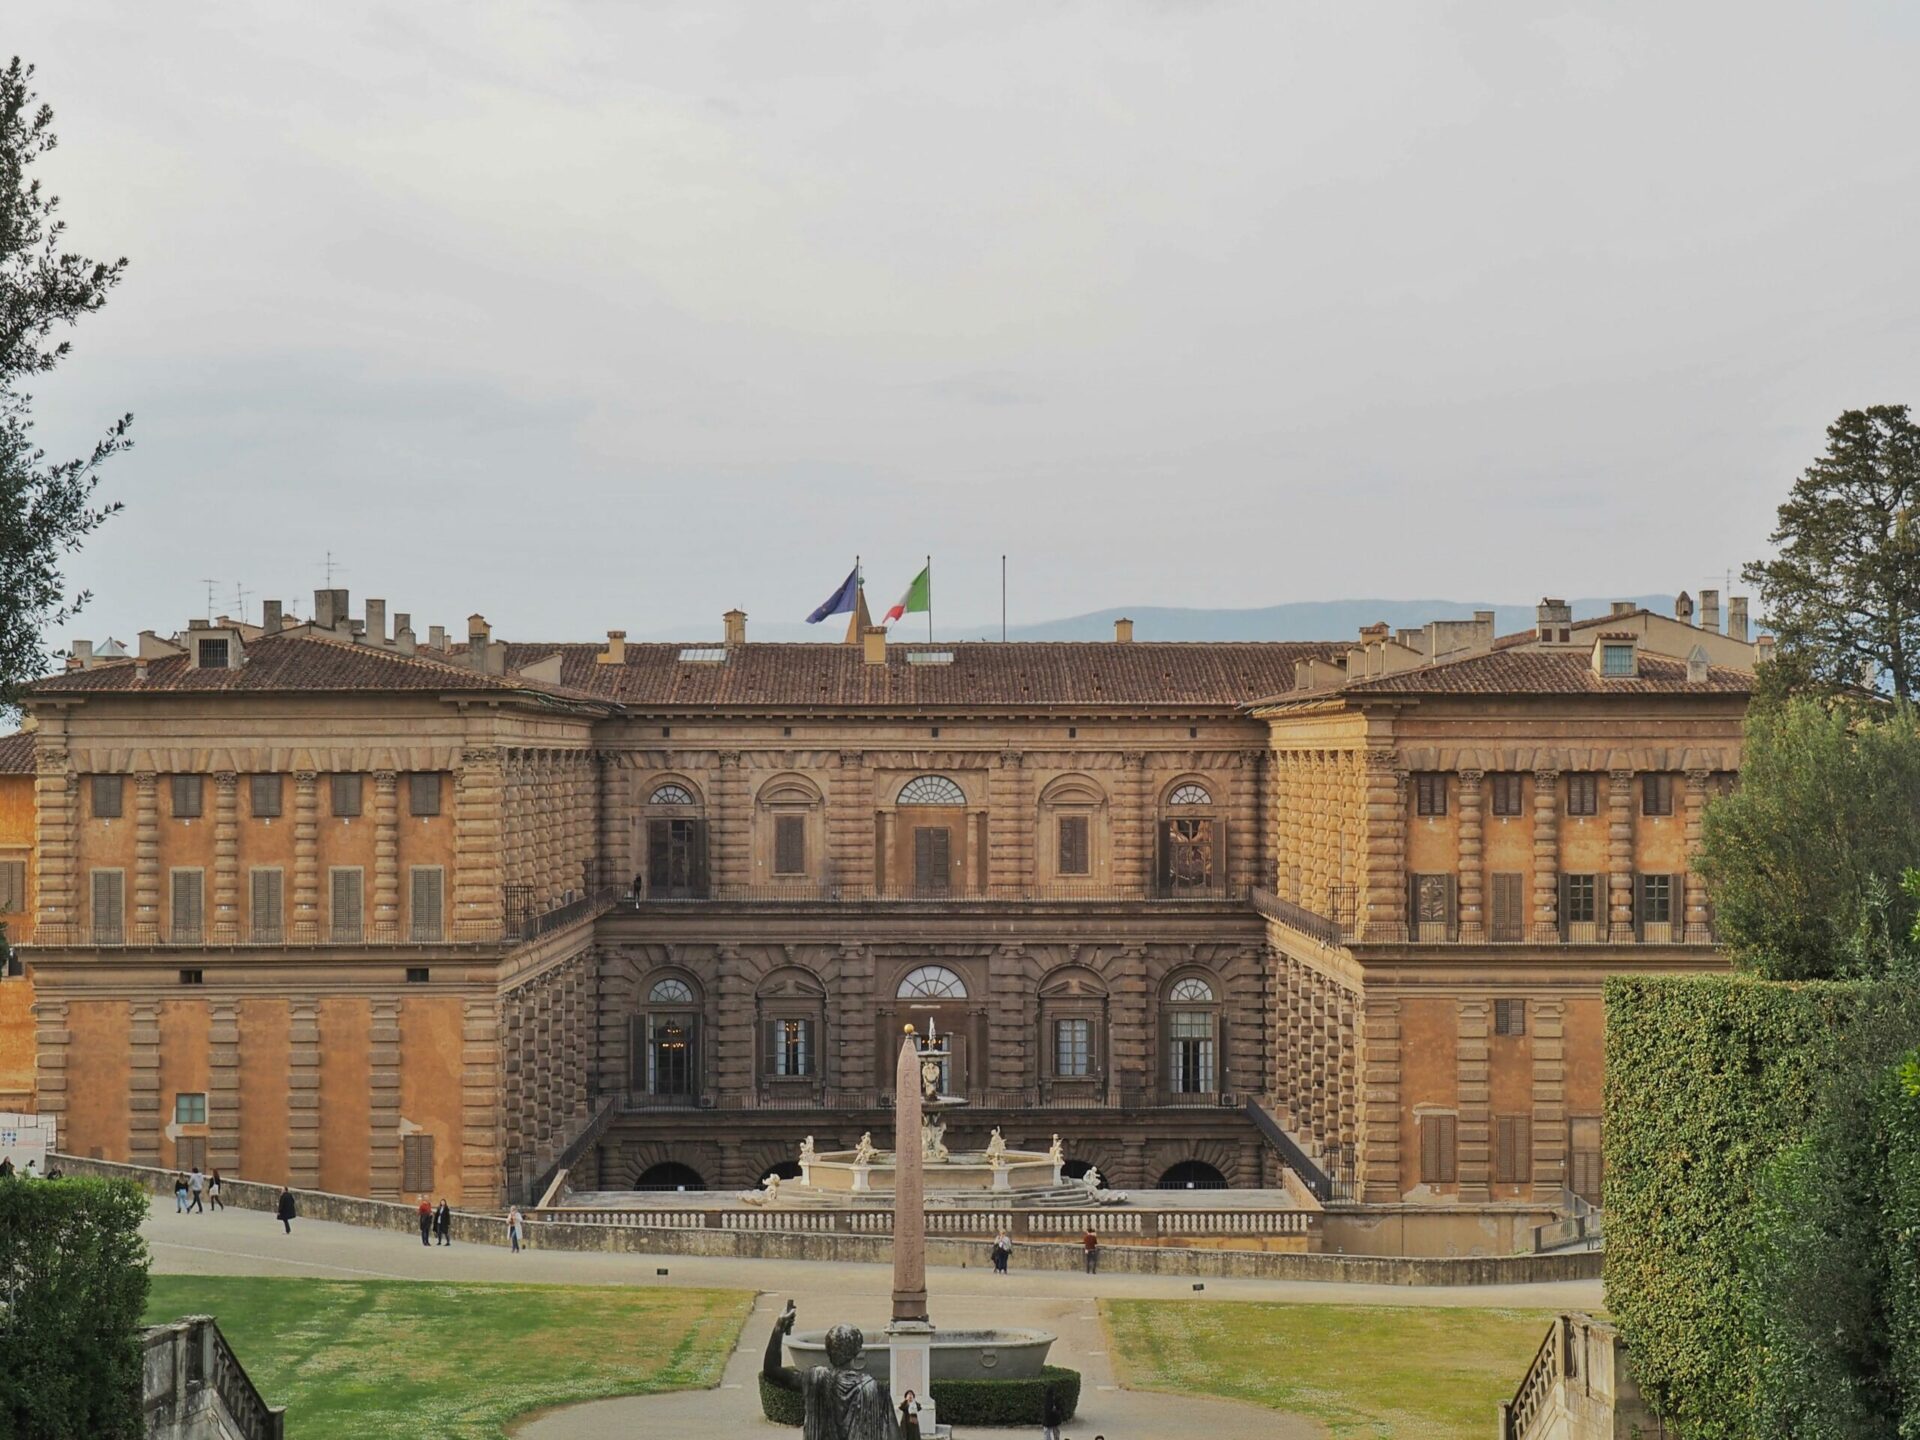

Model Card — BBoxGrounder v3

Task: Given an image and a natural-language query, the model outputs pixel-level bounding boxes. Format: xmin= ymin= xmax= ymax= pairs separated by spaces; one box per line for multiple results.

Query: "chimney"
xmin=1674 ymin=591 xmax=1694 ymax=625
xmin=1536 ymin=598 xmax=1573 ymax=644
xmin=468 ymin=614 xmax=490 ymax=670
xmin=1728 ymin=597 xmax=1749 ymax=643
xmin=313 ymin=588 xmax=349 ymax=630
xmin=428 ymin=625 xmax=447 ymax=652
xmin=262 ymin=600 xmax=283 ymax=633
xmin=1686 ymin=644 xmax=1710 ymax=684
xmin=1700 ymin=589 xmax=1721 ymax=634
xmin=1756 ymin=634 xmax=1776 ymax=666
xmin=365 ymin=599 xmax=387 ymax=645
xmin=394 ymin=619 xmax=416 ymax=656
xmin=723 ymin=609 xmax=747 ymax=648
xmin=1610 ymin=601 xmax=1636 ymax=617
xmin=598 ymin=630 xmax=627 ymax=666
xmin=1114 ymin=617 xmax=1134 ymax=643
xmin=863 ymin=625 xmax=887 ymax=666
xmin=71 ymin=638 xmax=94 ymax=670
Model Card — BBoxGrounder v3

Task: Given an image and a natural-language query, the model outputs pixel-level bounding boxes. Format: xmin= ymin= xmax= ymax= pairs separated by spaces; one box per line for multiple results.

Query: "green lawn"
xmin=145 ymin=1276 xmax=752 ymax=1440
xmin=1103 ymin=1299 xmax=1555 ymax=1440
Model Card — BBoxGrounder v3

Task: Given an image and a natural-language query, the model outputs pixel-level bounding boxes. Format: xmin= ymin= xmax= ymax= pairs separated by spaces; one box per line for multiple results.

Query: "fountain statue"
xmin=853 ymin=1132 xmax=878 ymax=1165
xmin=799 ymin=1135 xmax=817 ymax=1162
xmin=763 ymin=1302 xmax=898 ymax=1439
xmin=921 ymin=1116 xmax=949 ymax=1163
xmin=983 ymin=1128 xmax=1008 ymax=1166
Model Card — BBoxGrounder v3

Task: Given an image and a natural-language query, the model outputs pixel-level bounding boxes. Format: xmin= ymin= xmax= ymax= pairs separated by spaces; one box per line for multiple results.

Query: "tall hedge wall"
xmin=1604 ymin=975 xmax=1920 ymax=1439
xmin=0 ymin=1175 xmax=151 ymax=1439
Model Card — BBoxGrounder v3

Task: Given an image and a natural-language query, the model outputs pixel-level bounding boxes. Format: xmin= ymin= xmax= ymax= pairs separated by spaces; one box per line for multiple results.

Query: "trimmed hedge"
xmin=1604 ymin=975 xmax=1920 ymax=1439
xmin=0 ymin=1175 xmax=151 ymax=1439
xmin=758 ymin=1364 xmax=1081 ymax=1427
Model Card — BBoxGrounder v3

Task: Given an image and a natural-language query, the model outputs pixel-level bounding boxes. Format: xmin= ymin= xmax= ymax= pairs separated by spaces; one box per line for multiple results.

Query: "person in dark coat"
xmin=417 ymin=1196 xmax=434 ymax=1246
xmin=433 ymin=1199 xmax=452 ymax=1246
xmin=276 ymin=1187 xmax=296 ymax=1234
xmin=1042 ymin=1387 xmax=1066 ymax=1440
xmin=173 ymin=1173 xmax=189 ymax=1212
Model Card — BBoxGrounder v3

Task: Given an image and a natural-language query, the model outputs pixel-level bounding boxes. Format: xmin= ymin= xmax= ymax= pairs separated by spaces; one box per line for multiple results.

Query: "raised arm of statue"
xmin=763 ymin=1300 xmax=801 ymax=1393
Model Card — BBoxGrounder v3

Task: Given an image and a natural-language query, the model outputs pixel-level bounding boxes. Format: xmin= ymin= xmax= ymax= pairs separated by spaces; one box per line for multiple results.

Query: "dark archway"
xmin=1061 ymin=1158 xmax=1094 ymax=1181
xmin=1157 ymin=1159 xmax=1228 ymax=1190
xmin=636 ymin=1161 xmax=706 ymax=1192
xmin=758 ymin=1161 xmax=803 ymax=1183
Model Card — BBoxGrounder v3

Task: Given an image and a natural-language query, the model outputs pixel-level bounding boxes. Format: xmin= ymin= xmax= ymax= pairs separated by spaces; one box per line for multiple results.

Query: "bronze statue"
xmin=764 ymin=1301 xmax=899 ymax=1439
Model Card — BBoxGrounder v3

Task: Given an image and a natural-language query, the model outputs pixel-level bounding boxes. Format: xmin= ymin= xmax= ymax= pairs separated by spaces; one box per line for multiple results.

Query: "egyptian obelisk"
xmin=891 ymin=1028 xmax=928 ymax=1322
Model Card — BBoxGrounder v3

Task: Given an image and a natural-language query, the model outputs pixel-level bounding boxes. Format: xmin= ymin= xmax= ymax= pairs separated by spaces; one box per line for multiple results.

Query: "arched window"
xmin=757 ymin=776 xmax=823 ymax=884
xmin=636 ymin=975 xmax=700 ymax=1097
xmin=650 ymin=783 xmax=697 ymax=806
xmin=1165 ymin=973 xmax=1219 ymax=1095
xmin=898 ymin=965 xmax=968 ymax=999
xmin=650 ymin=977 xmax=694 ymax=1004
xmin=1167 ymin=783 xmax=1213 ymax=806
xmin=1168 ymin=976 xmax=1213 ymax=1003
xmin=642 ymin=780 xmax=707 ymax=898
xmin=1158 ymin=780 xmax=1221 ymax=896
xmin=898 ymin=775 xmax=967 ymax=806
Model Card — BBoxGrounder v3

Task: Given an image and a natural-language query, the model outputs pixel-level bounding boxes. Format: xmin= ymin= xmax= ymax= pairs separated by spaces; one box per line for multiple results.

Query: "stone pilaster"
xmin=1456 ymin=1000 xmax=1491 ymax=1201
xmin=31 ymin=997 xmax=70 ymax=1130
xmin=128 ymin=1000 xmax=161 ymax=1168
xmin=595 ymin=753 xmax=624 ymax=891
xmin=532 ymin=979 xmax=554 ymax=1152
xmin=1531 ymin=769 xmax=1560 ymax=934
xmin=712 ymin=751 xmax=746 ymax=894
xmin=133 ymin=772 xmax=160 ymax=944
xmin=461 ymin=997 xmax=502 ymax=1206
xmin=1229 ymin=752 xmax=1260 ymax=892
xmin=987 ymin=945 xmax=1030 ymax=1099
xmin=211 ymin=772 xmax=240 ymax=943
xmin=287 ymin=1000 xmax=321 ymax=1189
xmin=830 ymin=945 xmax=873 ymax=1091
xmin=713 ymin=946 xmax=753 ymax=1103
xmin=32 ymin=743 xmax=76 ymax=927
xmin=372 ymin=770 xmax=399 ymax=941
xmin=1108 ymin=945 xmax=1150 ymax=1102
xmin=1457 ymin=769 xmax=1485 ymax=939
xmin=1117 ymin=752 xmax=1150 ymax=897
xmin=1608 ymin=769 xmax=1636 ymax=940
xmin=1359 ymin=752 xmax=1404 ymax=941
xmin=1684 ymin=769 xmax=1711 ymax=938
xmin=292 ymin=771 xmax=320 ymax=942
xmin=988 ymin=750 xmax=1027 ymax=894
xmin=368 ymin=998 xmax=401 ymax=1197
xmin=1531 ymin=999 xmax=1567 ymax=1199
xmin=1335 ymin=986 xmax=1358 ymax=1171
xmin=453 ymin=748 xmax=504 ymax=938
xmin=500 ymin=992 xmax=524 ymax=1179
xmin=1358 ymin=996 xmax=1402 ymax=1204
xmin=829 ymin=751 xmax=866 ymax=889
xmin=207 ymin=999 xmax=241 ymax=1174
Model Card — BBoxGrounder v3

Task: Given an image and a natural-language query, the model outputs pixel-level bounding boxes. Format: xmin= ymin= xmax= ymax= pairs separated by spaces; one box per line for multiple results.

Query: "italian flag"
xmin=884 ymin=564 xmax=931 ymax=624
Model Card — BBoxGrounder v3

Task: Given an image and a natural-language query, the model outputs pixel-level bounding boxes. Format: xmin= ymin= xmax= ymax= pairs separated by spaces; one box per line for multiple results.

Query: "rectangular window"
xmin=1420 ymin=1113 xmax=1458 ymax=1185
xmin=1569 ymin=1116 xmax=1604 ymax=1204
xmin=174 ymin=1092 xmax=208 ymax=1125
xmin=1494 ymin=1115 xmax=1533 ymax=1184
xmin=774 ymin=815 xmax=806 ymax=876
xmin=1489 ymin=873 xmax=1525 ymax=941
xmin=1642 ymin=774 xmax=1673 ymax=817
xmin=1415 ymin=773 xmax=1447 ymax=816
xmin=768 ymin=1018 xmax=812 ymax=1077
xmin=1641 ymin=873 xmax=1674 ymax=926
xmin=1565 ymin=874 xmax=1598 ymax=925
xmin=251 ymin=774 xmax=283 ymax=818
xmin=401 ymin=1133 xmax=435 ymax=1194
xmin=408 ymin=773 xmax=441 ymax=817
xmin=913 ymin=826 xmax=951 ymax=894
xmin=169 ymin=869 xmax=204 ymax=944
xmin=1058 ymin=815 xmax=1090 ymax=876
xmin=171 ymin=774 xmax=203 ymax=819
xmin=1602 ymin=644 xmax=1635 ymax=676
xmin=646 ymin=818 xmax=708 ymax=897
xmin=1566 ymin=773 xmax=1598 ymax=817
xmin=91 ymin=774 xmax=123 ymax=819
xmin=1494 ymin=998 xmax=1527 ymax=1037
xmin=409 ymin=868 xmax=444 ymax=942
xmin=1168 ymin=1010 xmax=1215 ymax=1093
xmin=330 ymin=869 xmax=364 ymax=943
xmin=91 ymin=869 xmax=125 ymax=943
xmin=250 ymin=869 xmax=283 ymax=943
xmin=1489 ymin=774 xmax=1524 ymax=817
xmin=1409 ymin=873 xmax=1454 ymax=939
xmin=331 ymin=774 xmax=362 ymax=817
xmin=1055 ymin=1018 xmax=1091 ymax=1077
xmin=0 ymin=859 xmax=25 ymax=914
xmin=196 ymin=638 xmax=229 ymax=669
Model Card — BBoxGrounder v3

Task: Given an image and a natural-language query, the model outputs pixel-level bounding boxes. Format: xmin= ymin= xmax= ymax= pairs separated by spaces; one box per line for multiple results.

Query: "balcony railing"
xmin=618 ymin=881 xmax=1247 ymax=906
xmin=1252 ymin=888 xmax=1719 ymax=948
xmin=623 ymin=1084 xmax=1247 ymax=1113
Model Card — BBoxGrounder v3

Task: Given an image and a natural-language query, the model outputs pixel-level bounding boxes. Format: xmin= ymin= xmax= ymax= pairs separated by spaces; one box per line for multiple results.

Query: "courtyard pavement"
xmin=144 ymin=1204 xmax=1599 ymax=1438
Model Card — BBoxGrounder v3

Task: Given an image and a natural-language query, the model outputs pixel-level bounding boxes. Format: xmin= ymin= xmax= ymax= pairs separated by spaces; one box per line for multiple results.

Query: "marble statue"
xmin=1080 ymin=1165 xmax=1125 ymax=1205
xmin=983 ymin=1127 xmax=1008 ymax=1165
xmin=921 ymin=1117 xmax=949 ymax=1164
xmin=854 ymin=1132 xmax=878 ymax=1165
xmin=1047 ymin=1134 xmax=1064 ymax=1166
xmin=740 ymin=1172 xmax=783 ymax=1205
xmin=799 ymin=1135 xmax=817 ymax=1162
xmin=764 ymin=1302 xmax=899 ymax=1440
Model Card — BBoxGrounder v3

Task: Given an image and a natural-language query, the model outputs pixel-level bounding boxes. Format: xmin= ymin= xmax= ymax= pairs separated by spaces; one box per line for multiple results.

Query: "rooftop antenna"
xmin=230 ymin=583 xmax=254 ymax=625
xmin=322 ymin=551 xmax=348 ymax=587
xmin=197 ymin=579 xmax=220 ymax=622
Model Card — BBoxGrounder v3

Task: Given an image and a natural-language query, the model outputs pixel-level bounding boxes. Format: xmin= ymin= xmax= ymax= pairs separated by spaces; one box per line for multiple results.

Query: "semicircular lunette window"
xmin=649 ymin=977 xmax=695 ymax=1004
xmin=1168 ymin=976 xmax=1215 ymax=1003
xmin=898 ymin=775 xmax=967 ymax=806
xmin=649 ymin=784 xmax=697 ymax=806
xmin=897 ymin=965 xmax=968 ymax=999
xmin=1167 ymin=783 xmax=1213 ymax=806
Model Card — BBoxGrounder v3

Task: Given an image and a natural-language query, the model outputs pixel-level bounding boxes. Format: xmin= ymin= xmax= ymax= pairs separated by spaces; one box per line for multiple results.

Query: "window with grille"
xmin=1564 ymin=874 xmax=1598 ymax=925
xmin=331 ymin=774 xmax=362 ymax=817
xmin=1489 ymin=774 xmax=1524 ymax=817
xmin=1566 ymin=773 xmax=1598 ymax=816
xmin=1640 ymin=873 xmax=1674 ymax=925
xmin=913 ymin=826 xmax=951 ymax=894
xmin=767 ymin=1018 xmax=812 ymax=1076
xmin=91 ymin=774 xmax=123 ymax=818
xmin=897 ymin=966 xmax=967 ymax=999
xmin=1055 ymin=1018 xmax=1091 ymax=1077
xmin=0 ymin=859 xmax=25 ymax=914
xmin=1415 ymin=773 xmax=1447 ymax=816
xmin=330 ymin=869 xmax=364 ymax=942
xmin=1494 ymin=1115 xmax=1532 ymax=1184
xmin=171 ymin=775 xmax=203 ymax=819
xmin=402 ymin=1133 xmax=435 ymax=1194
xmin=409 ymin=868 xmax=444 ymax=942
xmin=91 ymin=870 xmax=125 ymax=942
xmin=1419 ymin=1113 xmax=1458 ymax=1184
xmin=1602 ymin=644 xmax=1635 ymax=676
xmin=773 ymin=815 xmax=806 ymax=875
xmin=170 ymin=870 xmax=204 ymax=943
xmin=174 ymin=1092 xmax=208 ymax=1125
xmin=1057 ymin=815 xmax=1090 ymax=876
xmin=409 ymin=774 xmax=441 ymax=817
xmin=898 ymin=775 xmax=966 ymax=806
xmin=250 ymin=869 xmax=284 ymax=943
xmin=1642 ymin=774 xmax=1673 ymax=816
xmin=251 ymin=774 xmax=283 ymax=818
xmin=196 ymin=638 xmax=229 ymax=669
xmin=1490 ymin=873 xmax=1525 ymax=941
xmin=1494 ymin=998 xmax=1527 ymax=1036
xmin=176 ymin=1135 xmax=208 ymax=1171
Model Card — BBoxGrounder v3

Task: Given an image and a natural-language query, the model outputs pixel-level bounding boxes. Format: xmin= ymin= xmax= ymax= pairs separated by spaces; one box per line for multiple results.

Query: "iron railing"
xmin=1243 ymin=1096 xmax=1355 ymax=1202
xmin=1252 ymin=888 xmax=1718 ymax=948
xmin=624 ymin=1084 xmax=1249 ymax=1114
xmin=617 ymin=881 xmax=1247 ymax=906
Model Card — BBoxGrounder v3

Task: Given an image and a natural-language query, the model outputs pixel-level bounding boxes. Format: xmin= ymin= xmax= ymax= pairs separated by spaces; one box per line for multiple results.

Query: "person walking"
xmin=433 ymin=1198 xmax=452 ymax=1246
xmin=208 ymin=1169 xmax=224 ymax=1211
xmin=1083 ymin=1226 xmax=1100 ymax=1274
xmin=417 ymin=1196 xmax=434 ymax=1246
xmin=1041 ymin=1386 xmax=1066 ymax=1440
xmin=276 ymin=1186 xmax=297 ymax=1234
xmin=897 ymin=1388 xmax=922 ymax=1440
xmin=507 ymin=1205 xmax=524 ymax=1254
xmin=173 ymin=1173 xmax=189 ymax=1212
xmin=0 ymin=1156 xmax=13 ymax=1179
xmin=992 ymin=1229 xmax=1012 ymax=1275
xmin=187 ymin=1165 xmax=205 ymax=1213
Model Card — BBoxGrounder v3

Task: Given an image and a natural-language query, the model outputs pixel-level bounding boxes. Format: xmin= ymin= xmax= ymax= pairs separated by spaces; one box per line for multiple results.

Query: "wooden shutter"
xmin=251 ymin=870 xmax=283 ymax=942
xmin=171 ymin=775 xmax=203 ymax=819
xmin=1495 ymin=1115 xmax=1532 ymax=1184
xmin=92 ymin=774 xmax=123 ymax=818
xmin=1632 ymin=872 xmax=1645 ymax=938
xmin=92 ymin=870 xmax=124 ymax=940
xmin=914 ymin=827 xmax=950 ymax=892
xmin=402 ymin=1134 xmax=435 ymax=1194
xmin=688 ymin=820 xmax=709 ymax=894
xmin=177 ymin=1136 xmax=208 ymax=1172
xmin=1058 ymin=816 xmax=1090 ymax=875
xmin=331 ymin=870 xmax=364 ymax=941
xmin=251 ymin=774 xmax=283 ymax=818
xmin=1557 ymin=873 xmax=1571 ymax=939
xmin=647 ymin=818 xmax=671 ymax=891
xmin=410 ymin=869 xmax=444 ymax=941
xmin=1673 ymin=873 xmax=1686 ymax=938
xmin=1491 ymin=873 xmax=1522 ymax=941
xmin=0 ymin=860 xmax=24 ymax=914
xmin=171 ymin=870 xmax=204 ymax=942
xmin=409 ymin=774 xmax=441 ymax=817
xmin=774 ymin=815 xmax=806 ymax=875
xmin=1420 ymin=1114 xmax=1457 ymax=1184
xmin=331 ymin=774 xmax=362 ymax=817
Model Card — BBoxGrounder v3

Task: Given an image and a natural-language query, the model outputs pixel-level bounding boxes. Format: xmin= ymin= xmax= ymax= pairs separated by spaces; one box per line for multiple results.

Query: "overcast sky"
xmin=13 ymin=2 xmax=1920 ymax=645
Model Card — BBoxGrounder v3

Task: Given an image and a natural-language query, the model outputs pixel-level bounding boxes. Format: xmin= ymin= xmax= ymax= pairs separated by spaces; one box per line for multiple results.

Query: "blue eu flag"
xmin=805 ymin=565 xmax=861 ymax=624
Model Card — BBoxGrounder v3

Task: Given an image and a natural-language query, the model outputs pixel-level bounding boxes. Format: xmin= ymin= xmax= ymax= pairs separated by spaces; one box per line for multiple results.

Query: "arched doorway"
xmin=1061 ymin=1158 xmax=1094 ymax=1181
xmin=1158 ymin=1159 xmax=1228 ymax=1190
xmin=759 ymin=1160 xmax=804 ymax=1183
xmin=895 ymin=964 xmax=971 ymax=1092
xmin=636 ymin=1161 xmax=706 ymax=1192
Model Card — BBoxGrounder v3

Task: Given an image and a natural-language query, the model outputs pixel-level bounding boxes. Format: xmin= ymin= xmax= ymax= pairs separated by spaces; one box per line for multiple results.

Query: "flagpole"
xmin=926 ymin=555 xmax=933 ymax=642
xmin=1001 ymin=554 xmax=1007 ymax=643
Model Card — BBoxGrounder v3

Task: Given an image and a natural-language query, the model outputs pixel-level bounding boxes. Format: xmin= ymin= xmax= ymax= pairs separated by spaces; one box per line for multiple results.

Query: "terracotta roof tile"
xmin=27 ymin=634 xmax=531 ymax=696
xmin=1333 ymin=648 xmax=1752 ymax=697
xmin=0 ymin=732 xmax=33 ymax=773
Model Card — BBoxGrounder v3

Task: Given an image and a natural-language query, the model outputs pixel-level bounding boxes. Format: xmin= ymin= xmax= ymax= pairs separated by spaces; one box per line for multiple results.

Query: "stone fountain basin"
xmin=785 ymin=1327 xmax=1056 ymax=1383
xmin=804 ymin=1152 xmax=1059 ymax=1193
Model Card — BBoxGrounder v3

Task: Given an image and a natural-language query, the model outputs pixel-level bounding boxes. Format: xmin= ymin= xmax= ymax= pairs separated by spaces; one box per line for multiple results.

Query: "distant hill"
xmin=639 ymin=595 xmax=1679 ymax=645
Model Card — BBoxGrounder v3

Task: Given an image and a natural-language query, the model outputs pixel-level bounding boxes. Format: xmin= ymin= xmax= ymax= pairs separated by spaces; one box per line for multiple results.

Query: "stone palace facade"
xmin=0 ymin=588 xmax=1756 ymax=1213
